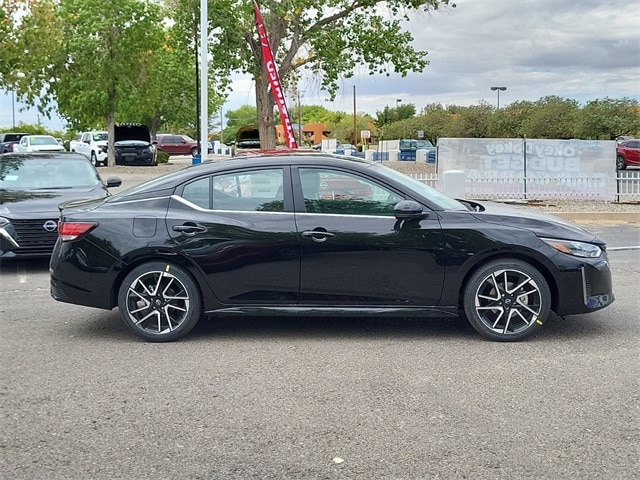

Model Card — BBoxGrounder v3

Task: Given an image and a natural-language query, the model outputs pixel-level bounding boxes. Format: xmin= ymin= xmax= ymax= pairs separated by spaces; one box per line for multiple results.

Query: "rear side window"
xmin=182 ymin=169 xmax=285 ymax=212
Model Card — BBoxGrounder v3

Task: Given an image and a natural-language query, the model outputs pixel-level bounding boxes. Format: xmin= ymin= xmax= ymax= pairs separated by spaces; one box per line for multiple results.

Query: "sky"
xmin=1 ymin=0 xmax=638 ymax=131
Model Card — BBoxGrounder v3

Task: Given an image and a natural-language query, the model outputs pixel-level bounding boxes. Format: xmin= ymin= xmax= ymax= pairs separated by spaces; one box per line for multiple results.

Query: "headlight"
xmin=0 ymin=216 xmax=10 ymax=228
xmin=541 ymin=238 xmax=602 ymax=258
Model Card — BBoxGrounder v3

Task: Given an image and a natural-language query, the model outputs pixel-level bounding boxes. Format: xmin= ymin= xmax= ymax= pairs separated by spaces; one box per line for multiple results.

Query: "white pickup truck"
xmin=69 ymin=131 xmax=108 ymax=166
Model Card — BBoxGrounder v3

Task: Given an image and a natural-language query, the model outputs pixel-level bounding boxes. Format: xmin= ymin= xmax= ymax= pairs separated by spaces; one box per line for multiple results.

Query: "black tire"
xmin=616 ymin=155 xmax=627 ymax=170
xmin=463 ymin=259 xmax=551 ymax=342
xmin=89 ymin=151 xmax=99 ymax=166
xmin=190 ymin=147 xmax=199 ymax=157
xmin=118 ymin=261 xmax=203 ymax=342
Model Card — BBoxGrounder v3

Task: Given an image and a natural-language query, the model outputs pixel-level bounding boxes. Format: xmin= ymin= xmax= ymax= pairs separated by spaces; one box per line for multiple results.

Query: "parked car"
xmin=0 ymin=152 xmax=121 ymax=259
xmin=232 ymin=125 xmax=261 ymax=155
xmin=69 ymin=131 xmax=109 ymax=166
xmin=0 ymin=132 xmax=30 ymax=153
xmin=113 ymin=124 xmax=157 ymax=166
xmin=336 ymin=143 xmax=357 ymax=153
xmin=49 ymin=152 xmax=614 ymax=342
xmin=14 ymin=135 xmax=65 ymax=152
xmin=616 ymin=140 xmax=640 ymax=170
xmin=156 ymin=134 xmax=200 ymax=157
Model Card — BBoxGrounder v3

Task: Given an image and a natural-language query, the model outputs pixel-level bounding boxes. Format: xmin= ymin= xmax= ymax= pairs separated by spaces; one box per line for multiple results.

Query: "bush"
xmin=157 ymin=150 xmax=170 ymax=164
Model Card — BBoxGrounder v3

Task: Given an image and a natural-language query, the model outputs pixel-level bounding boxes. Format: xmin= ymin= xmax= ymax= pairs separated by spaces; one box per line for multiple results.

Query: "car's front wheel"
xmin=463 ymin=259 xmax=551 ymax=342
xmin=118 ymin=262 xmax=203 ymax=342
xmin=616 ymin=155 xmax=627 ymax=170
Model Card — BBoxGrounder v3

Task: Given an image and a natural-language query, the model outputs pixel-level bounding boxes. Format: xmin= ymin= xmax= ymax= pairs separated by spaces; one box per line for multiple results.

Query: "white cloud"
xmin=2 ymin=0 xmax=638 ymax=129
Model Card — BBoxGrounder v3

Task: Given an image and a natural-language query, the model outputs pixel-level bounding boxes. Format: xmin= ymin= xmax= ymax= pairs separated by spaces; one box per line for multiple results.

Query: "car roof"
xmin=1 ymin=151 xmax=91 ymax=161
xmin=113 ymin=151 xmax=378 ymax=198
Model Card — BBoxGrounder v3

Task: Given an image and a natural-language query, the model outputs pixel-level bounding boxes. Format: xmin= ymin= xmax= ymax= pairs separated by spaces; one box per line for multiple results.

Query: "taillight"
xmin=58 ymin=222 xmax=98 ymax=241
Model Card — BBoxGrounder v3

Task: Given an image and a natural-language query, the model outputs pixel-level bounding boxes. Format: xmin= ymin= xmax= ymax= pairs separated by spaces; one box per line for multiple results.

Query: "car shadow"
xmin=189 ymin=315 xmax=479 ymax=342
xmin=0 ymin=257 xmax=50 ymax=275
xmin=65 ymin=309 xmax=613 ymax=344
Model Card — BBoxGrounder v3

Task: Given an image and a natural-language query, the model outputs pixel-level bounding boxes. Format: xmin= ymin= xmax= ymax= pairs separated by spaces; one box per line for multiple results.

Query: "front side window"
xmin=298 ymin=168 xmax=404 ymax=216
xmin=182 ymin=168 xmax=284 ymax=212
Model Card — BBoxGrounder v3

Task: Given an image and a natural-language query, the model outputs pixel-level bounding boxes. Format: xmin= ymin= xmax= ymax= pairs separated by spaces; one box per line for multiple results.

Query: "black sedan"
xmin=49 ymin=152 xmax=614 ymax=342
xmin=0 ymin=152 xmax=121 ymax=259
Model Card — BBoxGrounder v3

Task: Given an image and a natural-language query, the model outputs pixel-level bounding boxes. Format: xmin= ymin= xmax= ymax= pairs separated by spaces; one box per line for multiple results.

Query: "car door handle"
xmin=172 ymin=223 xmax=207 ymax=234
xmin=301 ymin=230 xmax=336 ymax=242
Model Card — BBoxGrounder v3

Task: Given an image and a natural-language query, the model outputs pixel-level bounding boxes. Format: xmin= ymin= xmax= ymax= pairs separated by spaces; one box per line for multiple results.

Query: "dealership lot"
xmin=0 ymin=222 xmax=638 ymax=479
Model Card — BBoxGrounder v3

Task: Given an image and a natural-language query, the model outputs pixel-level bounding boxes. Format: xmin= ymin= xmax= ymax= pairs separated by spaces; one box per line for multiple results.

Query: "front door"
xmin=293 ymin=167 xmax=445 ymax=306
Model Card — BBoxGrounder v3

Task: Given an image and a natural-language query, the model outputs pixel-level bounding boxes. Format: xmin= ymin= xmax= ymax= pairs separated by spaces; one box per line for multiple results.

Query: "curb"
xmin=553 ymin=212 xmax=640 ymax=223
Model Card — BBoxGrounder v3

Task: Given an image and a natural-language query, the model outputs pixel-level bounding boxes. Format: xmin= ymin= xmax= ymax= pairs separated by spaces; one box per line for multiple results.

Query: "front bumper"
xmin=553 ymin=257 xmax=614 ymax=315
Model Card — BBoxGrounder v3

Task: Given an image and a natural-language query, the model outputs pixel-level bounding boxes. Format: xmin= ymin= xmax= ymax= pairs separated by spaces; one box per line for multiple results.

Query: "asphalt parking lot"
xmin=1 ymin=159 xmax=638 ymax=479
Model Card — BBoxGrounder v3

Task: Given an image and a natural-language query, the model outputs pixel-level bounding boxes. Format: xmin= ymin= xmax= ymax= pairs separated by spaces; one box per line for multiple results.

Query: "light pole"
xmin=12 ymin=90 xmax=16 ymax=128
xmin=490 ymin=86 xmax=507 ymax=109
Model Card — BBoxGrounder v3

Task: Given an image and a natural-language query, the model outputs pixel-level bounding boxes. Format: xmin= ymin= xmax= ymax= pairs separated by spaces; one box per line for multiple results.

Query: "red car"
xmin=156 ymin=134 xmax=200 ymax=157
xmin=616 ymin=140 xmax=640 ymax=170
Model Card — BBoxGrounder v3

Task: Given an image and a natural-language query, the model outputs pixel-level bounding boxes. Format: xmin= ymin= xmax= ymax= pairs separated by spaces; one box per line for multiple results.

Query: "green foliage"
xmin=222 ymin=105 xmax=258 ymax=143
xmin=0 ymin=122 xmax=54 ymax=136
xmin=216 ymin=0 xmax=455 ymax=148
xmin=521 ymin=96 xmax=580 ymax=139
xmin=376 ymin=104 xmax=416 ymax=126
xmin=578 ymin=97 xmax=640 ymax=140
xmin=156 ymin=149 xmax=170 ymax=164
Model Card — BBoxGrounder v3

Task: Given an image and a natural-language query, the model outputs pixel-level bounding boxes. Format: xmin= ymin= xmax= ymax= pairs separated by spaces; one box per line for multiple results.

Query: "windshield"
xmin=92 ymin=132 xmax=108 ymax=141
xmin=371 ymin=162 xmax=466 ymax=211
xmin=0 ymin=158 xmax=101 ymax=190
xmin=30 ymin=136 xmax=58 ymax=146
xmin=415 ymin=139 xmax=434 ymax=149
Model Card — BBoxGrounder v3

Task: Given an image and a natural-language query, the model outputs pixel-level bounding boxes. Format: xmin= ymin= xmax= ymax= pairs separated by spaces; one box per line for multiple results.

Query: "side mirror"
xmin=105 ymin=177 xmax=122 ymax=188
xmin=394 ymin=200 xmax=425 ymax=220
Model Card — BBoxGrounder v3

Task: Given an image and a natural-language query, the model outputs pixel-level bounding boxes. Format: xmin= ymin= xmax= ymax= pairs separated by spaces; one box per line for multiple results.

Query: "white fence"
xmin=407 ymin=138 xmax=640 ymax=202
xmin=409 ymin=171 xmax=640 ymax=202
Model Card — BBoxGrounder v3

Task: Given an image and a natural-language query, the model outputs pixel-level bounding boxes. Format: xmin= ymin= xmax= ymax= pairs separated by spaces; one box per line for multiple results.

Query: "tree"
xmin=448 ymin=102 xmax=494 ymax=138
xmin=222 ymin=105 xmax=259 ymax=144
xmin=56 ymin=0 xmax=167 ymax=165
xmin=5 ymin=0 xmax=167 ymax=166
xmin=578 ymin=97 xmax=640 ymax=140
xmin=215 ymin=0 xmax=455 ymax=149
xmin=376 ymin=103 xmax=416 ymax=126
xmin=521 ymin=96 xmax=580 ymax=139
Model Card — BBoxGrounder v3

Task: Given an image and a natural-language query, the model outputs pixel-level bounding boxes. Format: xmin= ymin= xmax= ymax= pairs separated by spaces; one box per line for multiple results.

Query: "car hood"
xmin=460 ymin=199 xmax=604 ymax=245
xmin=31 ymin=145 xmax=65 ymax=152
xmin=114 ymin=124 xmax=152 ymax=144
xmin=0 ymin=187 xmax=106 ymax=216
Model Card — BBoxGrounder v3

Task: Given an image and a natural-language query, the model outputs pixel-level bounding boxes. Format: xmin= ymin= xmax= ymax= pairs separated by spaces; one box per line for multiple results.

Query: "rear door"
xmin=166 ymin=166 xmax=300 ymax=305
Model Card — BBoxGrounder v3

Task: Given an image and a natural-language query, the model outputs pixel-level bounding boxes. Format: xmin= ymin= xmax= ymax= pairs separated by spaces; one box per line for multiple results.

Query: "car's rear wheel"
xmin=616 ymin=155 xmax=627 ymax=170
xmin=118 ymin=262 xmax=203 ymax=342
xmin=463 ymin=259 xmax=551 ymax=342
xmin=190 ymin=147 xmax=198 ymax=157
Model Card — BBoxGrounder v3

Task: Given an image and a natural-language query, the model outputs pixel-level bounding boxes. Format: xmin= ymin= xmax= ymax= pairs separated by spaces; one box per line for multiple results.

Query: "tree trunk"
xmin=107 ymin=111 xmax=116 ymax=167
xmin=255 ymin=72 xmax=277 ymax=150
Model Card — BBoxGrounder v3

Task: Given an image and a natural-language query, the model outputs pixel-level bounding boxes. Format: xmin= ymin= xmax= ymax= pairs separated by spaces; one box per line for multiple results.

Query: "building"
xmin=276 ymin=123 xmax=330 ymax=146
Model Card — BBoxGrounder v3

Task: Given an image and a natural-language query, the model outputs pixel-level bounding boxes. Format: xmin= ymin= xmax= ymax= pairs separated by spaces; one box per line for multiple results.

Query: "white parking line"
xmin=17 ymin=262 xmax=27 ymax=283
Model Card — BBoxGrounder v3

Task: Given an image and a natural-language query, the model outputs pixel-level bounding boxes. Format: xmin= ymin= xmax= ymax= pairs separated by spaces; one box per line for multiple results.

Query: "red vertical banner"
xmin=253 ymin=0 xmax=298 ymax=149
